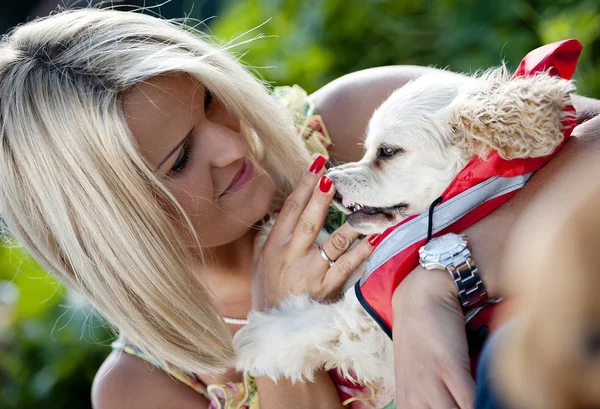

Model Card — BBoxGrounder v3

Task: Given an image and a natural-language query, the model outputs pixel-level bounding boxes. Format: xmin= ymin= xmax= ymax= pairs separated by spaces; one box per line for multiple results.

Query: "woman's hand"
xmin=252 ymin=155 xmax=377 ymax=311
xmin=392 ymin=267 xmax=475 ymax=409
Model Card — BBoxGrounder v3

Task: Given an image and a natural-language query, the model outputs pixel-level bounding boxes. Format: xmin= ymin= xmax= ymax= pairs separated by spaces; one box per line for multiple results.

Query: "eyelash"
xmin=169 ymin=88 xmax=214 ymax=174
xmin=170 ymin=142 xmax=191 ymax=174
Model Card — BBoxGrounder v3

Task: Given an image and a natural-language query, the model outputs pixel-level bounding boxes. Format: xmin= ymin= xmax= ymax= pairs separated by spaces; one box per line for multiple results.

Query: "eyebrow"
xmin=156 ymin=129 xmax=193 ymax=171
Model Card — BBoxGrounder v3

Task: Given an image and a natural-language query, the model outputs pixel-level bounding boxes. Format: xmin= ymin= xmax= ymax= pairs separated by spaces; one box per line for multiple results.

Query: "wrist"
xmin=418 ymin=233 xmax=489 ymax=310
xmin=393 ymin=266 xmax=458 ymax=309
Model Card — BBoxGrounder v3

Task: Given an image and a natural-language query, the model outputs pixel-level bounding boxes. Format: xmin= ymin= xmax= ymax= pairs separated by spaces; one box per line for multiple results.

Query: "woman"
xmin=0 ymin=7 xmax=598 ymax=409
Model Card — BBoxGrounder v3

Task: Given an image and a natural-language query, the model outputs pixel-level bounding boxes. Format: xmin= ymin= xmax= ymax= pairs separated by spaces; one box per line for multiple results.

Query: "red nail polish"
xmin=368 ymin=234 xmax=382 ymax=246
xmin=319 ymin=176 xmax=333 ymax=193
xmin=309 ymin=155 xmax=326 ymax=174
xmin=272 ymin=208 xmax=281 ymax=216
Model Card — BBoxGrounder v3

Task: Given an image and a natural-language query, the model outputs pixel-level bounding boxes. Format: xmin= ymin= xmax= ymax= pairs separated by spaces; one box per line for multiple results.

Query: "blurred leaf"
xmin=211 ymin=0 xmax=599 ymax=97
xmin=0 ymin=246 xmax=63 ymax=318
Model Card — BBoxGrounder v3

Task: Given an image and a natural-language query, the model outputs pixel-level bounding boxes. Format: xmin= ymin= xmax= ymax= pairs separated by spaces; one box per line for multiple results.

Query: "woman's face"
xmin=123 ymin=73 xmax=276 ymax=249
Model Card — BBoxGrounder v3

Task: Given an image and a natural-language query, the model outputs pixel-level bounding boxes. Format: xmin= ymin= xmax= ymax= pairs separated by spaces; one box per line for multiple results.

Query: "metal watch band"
xmin=446 ymin=249 xmax=488 ymax=310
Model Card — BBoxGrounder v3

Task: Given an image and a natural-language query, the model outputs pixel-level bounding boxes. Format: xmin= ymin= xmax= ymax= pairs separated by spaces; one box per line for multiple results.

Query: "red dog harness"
xmin=355 ymin=39 xmax=582 ymax=358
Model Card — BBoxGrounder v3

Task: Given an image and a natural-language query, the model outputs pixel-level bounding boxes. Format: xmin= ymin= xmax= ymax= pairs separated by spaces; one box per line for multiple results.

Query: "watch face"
xmin=423 ymin=233 xmax=466 ymax=256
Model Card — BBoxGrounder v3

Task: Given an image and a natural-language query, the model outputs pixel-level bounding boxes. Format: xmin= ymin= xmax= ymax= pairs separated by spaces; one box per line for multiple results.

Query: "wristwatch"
xmin=419 ymin=233 xmax=488 ymax=310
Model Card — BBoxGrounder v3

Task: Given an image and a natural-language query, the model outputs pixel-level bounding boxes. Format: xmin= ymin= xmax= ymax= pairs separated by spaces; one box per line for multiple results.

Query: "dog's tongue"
xmin=342 ymin=196 xmax=354 ymax=208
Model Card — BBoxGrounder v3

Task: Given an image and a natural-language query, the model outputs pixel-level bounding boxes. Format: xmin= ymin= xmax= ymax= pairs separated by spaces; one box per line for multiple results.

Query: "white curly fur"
xmin=233 ymin=68 xmax=575 ymax=388
xmin=234 ymin=292 xmax=394 ymax=386
xmin=451 ymin=67 xmax=575 ymax=159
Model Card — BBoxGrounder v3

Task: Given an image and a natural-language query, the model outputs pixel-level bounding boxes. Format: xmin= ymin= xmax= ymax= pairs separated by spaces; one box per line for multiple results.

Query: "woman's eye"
xmin=377 ymin=145 xmax=403 ymax=159
xmin=204 ymin=88 xmax=213 ymax=112
xmin=170 ymin=145 xmax=191 ymax=174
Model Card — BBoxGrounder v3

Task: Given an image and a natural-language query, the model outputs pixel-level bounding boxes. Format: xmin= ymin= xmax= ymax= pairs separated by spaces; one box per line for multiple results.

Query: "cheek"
xmin=381 ymin=154 xmax=421 ymax=183
xmin=172 ymin=171 xmax=216 ymax=214
xmin=163 ymin=173 xmax=223 ymax=244
xmin=169 ymin=168 xmax=276 ymax=249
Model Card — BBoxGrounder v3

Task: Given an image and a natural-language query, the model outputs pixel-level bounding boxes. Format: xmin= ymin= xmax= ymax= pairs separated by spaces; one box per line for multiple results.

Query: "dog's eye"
xmin=377 ymin=145 xmax=403 ymax=159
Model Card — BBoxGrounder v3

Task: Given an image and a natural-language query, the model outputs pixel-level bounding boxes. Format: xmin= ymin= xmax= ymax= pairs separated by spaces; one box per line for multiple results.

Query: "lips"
xmin=221 ymin=157 xmax=254 ymax=197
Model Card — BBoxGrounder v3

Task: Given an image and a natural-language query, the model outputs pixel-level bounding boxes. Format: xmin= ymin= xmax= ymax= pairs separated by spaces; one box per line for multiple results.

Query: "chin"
xmin=232 ymin=171 xmax=276 ymax=227
xmin=197 ymin=173 xmax=275 ymax=249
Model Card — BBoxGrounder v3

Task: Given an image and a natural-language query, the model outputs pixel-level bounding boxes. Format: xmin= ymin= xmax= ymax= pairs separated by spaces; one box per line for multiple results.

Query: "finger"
xmin=317 ymin=222 xmax=361 ymax=263
xmin=270 ymin=155 xmax=327 ymax=242
xmin=444 ymin=366 xmax=476 ymax=409
xmin=288 ymin=175 xmax=336 ymax=251
xmin=323 ymin=235 xmax=375 ymax=290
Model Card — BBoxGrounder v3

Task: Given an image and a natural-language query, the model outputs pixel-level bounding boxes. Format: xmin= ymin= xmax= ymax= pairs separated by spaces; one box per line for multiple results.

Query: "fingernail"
xmin=319 ymin=175 xmax=333 ymax=193
xmin=309 ymin=155 xmax=326 ymax=174
xmin=368 ymin=234 xmax=382 ymax=246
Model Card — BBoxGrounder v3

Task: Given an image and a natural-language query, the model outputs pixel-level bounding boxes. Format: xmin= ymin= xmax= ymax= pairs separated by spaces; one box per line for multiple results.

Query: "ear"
xmin=449 ymin=66 xmax=576 ymax=160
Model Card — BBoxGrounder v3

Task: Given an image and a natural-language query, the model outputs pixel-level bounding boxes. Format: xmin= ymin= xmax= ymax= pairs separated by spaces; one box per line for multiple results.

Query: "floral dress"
xmin=111 ymin=85 xmax=395 ymax=409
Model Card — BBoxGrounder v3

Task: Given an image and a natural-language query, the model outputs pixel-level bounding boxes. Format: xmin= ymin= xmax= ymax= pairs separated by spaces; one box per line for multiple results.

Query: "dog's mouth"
xmin=333 ymin=191 xmax=409 ymax=219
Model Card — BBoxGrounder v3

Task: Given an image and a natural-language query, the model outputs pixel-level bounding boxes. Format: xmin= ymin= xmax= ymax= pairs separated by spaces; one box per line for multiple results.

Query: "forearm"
xmin=255 ymin=371 xmax=343 ymax=409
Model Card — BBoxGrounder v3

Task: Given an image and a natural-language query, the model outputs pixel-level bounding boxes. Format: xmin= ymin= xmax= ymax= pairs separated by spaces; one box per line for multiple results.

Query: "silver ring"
xmin=318 ymin=245 xmax=336 ymax=268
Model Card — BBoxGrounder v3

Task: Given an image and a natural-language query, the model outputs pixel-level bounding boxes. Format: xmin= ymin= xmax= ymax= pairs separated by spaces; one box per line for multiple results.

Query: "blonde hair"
xmin=0 ymin=8 xmax=310 ymax=374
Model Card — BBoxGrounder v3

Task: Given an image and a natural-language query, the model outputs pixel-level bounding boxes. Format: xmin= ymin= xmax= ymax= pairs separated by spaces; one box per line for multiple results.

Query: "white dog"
xmin=233 ymin=67 xmax=574 ymax=388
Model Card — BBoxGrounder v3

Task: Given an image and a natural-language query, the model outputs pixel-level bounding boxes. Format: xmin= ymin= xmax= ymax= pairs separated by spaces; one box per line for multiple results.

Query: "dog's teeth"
xmin=342 ymin=196 xmax=354 ymax=208
xmin=355 ymin=204 xmax=363 ymax=210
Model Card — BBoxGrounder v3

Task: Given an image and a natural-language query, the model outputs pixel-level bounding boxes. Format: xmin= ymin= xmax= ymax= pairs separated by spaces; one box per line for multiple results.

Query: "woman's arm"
xmin=390 ymin=108 xmax=600 ymax=409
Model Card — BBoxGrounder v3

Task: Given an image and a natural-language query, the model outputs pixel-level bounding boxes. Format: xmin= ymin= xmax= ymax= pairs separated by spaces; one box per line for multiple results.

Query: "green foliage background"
xmin=210 ymin=0 xmax=599 ymax=97
xmin=1 ymin=1 xmax=598 ymax=408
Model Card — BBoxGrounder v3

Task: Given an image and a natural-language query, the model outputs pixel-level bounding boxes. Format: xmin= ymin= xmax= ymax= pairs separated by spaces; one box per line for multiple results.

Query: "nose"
xmin=201 ymin=122 xmax=248 ymax=169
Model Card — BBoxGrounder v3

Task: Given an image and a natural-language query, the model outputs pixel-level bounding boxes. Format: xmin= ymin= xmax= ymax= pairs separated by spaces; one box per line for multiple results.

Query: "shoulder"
xmin=310 ymin=65 xmax=462 ymax=162
xmin=92 ymin=350 xmax=209 ymax=409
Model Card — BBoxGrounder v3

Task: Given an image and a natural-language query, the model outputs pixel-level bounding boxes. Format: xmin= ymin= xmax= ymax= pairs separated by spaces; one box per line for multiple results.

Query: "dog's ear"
xmin=449 ymin=66 xmax=576 ymax=160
